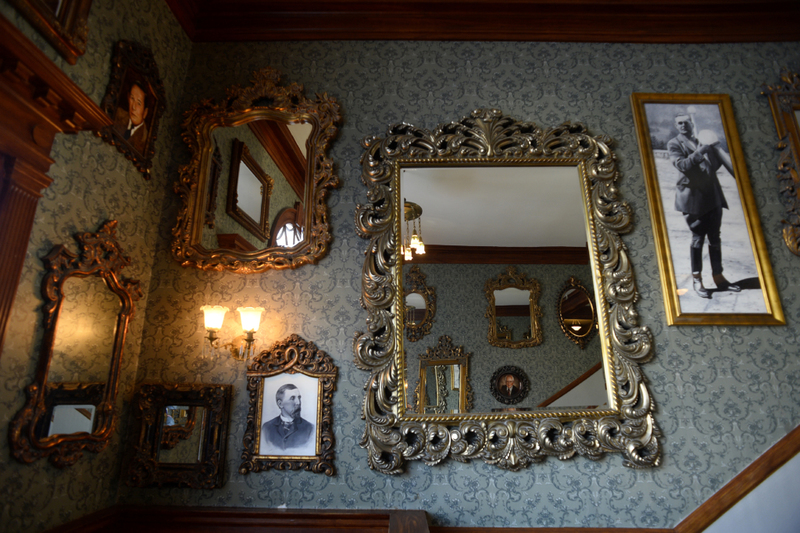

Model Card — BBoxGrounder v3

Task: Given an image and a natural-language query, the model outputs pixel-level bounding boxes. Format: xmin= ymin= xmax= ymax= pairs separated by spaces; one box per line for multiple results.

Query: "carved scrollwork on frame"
xmin=172 ymin=67 xmax=341 ymax=273
xmin=763 ymin=69 xmax=800 ymax=256
xmin=403 ymin=266 xmax=436 ymax=342
xmin=354 ymin=109 xmax=659 ymax=473
xmin=127 ymin=383 xmax=232 ymax=489
xmin=485 ymin=266 xmax=543 ymax=349
xmin=9 ymin=220 xmax=142 ymax=467
xmin=240 ymin=334 xmax=337 ymax=476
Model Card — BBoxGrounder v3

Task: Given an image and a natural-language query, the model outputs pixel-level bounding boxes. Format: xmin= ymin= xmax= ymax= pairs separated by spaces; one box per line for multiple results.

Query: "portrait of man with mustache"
xmin=260 ymin=383 xmax=314 ymax=452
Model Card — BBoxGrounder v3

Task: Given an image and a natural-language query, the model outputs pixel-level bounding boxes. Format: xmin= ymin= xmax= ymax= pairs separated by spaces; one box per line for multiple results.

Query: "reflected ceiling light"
xmin=200 ymin=305 xmax=265 ymax=360
xmin=403 ymin=199 xmax=426 ymax=259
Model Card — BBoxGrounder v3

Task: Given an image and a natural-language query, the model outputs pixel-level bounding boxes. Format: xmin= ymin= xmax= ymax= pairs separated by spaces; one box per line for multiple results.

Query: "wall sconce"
xmin=200 ymin=305 xmax=264 ymax=360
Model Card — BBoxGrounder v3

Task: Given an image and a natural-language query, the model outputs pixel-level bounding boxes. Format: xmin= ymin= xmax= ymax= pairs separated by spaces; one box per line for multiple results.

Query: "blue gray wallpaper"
xmin=1 ymin=0 xmax=800 ymax=530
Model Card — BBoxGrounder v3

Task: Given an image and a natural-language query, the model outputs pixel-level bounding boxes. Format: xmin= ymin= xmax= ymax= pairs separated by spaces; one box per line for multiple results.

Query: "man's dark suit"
xmin=261 ymin=415 xmax=314 ymax=451
xmin=113 ymin=106 xmax=149 ymax=155
xmin=669 ymin=133 xmax=727 ymax=217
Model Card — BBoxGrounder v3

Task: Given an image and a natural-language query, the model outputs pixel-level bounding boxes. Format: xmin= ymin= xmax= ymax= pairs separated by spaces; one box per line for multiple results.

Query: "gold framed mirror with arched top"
xmin=403 ymin=266 xmax=436 ymax=342
xmin=355 ymin=109 xmax=659 ymax=473
xmin=10 ymin=221 xmax=142 ymax=467
xmin=172 ymin=68 xmax=341 ymax=272
xmin=485 ymin=265 xmax=543 ymax=349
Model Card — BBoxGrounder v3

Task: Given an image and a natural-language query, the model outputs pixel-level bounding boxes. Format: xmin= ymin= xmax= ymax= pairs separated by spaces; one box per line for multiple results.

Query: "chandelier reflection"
xmin=403 ymin=199 xmax=426 ymax=261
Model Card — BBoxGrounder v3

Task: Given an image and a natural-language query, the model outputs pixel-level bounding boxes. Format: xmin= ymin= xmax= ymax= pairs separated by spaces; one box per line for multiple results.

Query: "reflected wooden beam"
xmin=248 ymin=120 xmax=306 ymax=199
xmin=0 ymin=14 xmax=111 ymax=357
xmin=408 ymin=245 xmax=589 ymax=264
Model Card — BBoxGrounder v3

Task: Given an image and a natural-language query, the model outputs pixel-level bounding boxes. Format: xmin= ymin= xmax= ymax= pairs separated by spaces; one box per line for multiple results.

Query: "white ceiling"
xmin=400 ymin=165 xmax=588 ymax=248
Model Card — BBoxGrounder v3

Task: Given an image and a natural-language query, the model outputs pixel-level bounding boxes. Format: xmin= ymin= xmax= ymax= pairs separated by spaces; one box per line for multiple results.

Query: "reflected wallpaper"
xmin=1 ymin=0 xmax=800 ymax=531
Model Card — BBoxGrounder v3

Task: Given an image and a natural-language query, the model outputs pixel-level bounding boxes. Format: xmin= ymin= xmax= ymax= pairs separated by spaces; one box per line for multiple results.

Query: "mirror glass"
xmin=405 ymin=292 xmax=427 ymax=326
xmin=47 ymin=405 xmax=95 ymax=436
xmin=493 ymin=287 xmax=533 ymax=342
xmin=49 ymin=276 xmax=119 ymax=384
xmin=420 ymin=364 xmax=460 ymax=414
xmin=561 ymin=287 xmax=593 ymax=336
xmin=204 ymin=121 xmax=311 ymax=252
xmin=158 ymin=406 xmax=206 ymax=464
xmin=401 ymin=166 xmax=605 ymax=413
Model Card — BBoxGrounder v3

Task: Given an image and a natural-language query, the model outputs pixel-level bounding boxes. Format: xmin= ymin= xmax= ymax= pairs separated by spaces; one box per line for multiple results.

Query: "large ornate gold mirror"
xmin=10 ymin=221 xmax=142 ymax=467
xmin=173 ymin=68 xmax=340 ymax=272
xmin=355 ymin=109 xmax=659 ymax=472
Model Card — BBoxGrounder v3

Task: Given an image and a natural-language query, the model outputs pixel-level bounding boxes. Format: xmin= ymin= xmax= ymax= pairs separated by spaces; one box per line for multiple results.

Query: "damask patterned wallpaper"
xmin=0 ymin=0 xmax=191 ymax=531
xmin=123 ymin=38 xmax=800 ymax=528
xmin=2 ymin=0 xmax=800 ymax=530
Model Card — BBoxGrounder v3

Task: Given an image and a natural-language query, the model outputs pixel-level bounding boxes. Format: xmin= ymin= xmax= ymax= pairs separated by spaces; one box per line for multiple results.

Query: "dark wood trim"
xmin=0 ymin=13 xmax=111 ymax=357
xmin=538 ymin=361 xmax=603 ymax=407
xmin=249 ymin=120 xmax=306 ymax=199
xmin=408 ymin=245 xmax=589 ymax=264
xmin=216 ymin=233 xmax=257 ymax=252
xmin=165 ymin=1 xmax=800 ymax=44
xmin=46 ymin=506 xmax=430 ymax=533
xmin=496 ymin=304 xmax=530 ymax=317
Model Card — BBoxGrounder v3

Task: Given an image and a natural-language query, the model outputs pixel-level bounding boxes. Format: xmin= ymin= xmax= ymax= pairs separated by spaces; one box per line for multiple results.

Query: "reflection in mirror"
xmin=49 ymin=276 xmax=119 ymax=383
xmin=158 ymin=406 xmax=206 ymax=464
xmin=403 ymin=265 xmax=436 ymax=342
xmin=557 ymin=276 xmax=596 ymax=349
xmin=486 ymin=267 xmax=543 ymax=348
xmin=356 ymin=110 xmax=659 ymax=472
xmin=10 ymin=221 xmax=142 ymax=467
xmin=128 ymin=384 xmax=232 ymax=488
xmin=48 ymin=405 xmax=95 ymax=436
xmin=174 ymin=67 xmax=340 ymax=273
xmin=412 ymin=336 xmax=473 ymax=415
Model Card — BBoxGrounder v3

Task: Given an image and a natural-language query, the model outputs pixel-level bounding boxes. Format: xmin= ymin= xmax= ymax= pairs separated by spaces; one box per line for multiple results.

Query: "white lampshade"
xmin=414 ymin=241 xmax=425 ymax=254
xmin=200 ymin=305 xmax=228 ymax=330
xmin=409 ymin=232 xmax=421 ymax=249
xmin=237 ymin=307 xmax=265 ymax=332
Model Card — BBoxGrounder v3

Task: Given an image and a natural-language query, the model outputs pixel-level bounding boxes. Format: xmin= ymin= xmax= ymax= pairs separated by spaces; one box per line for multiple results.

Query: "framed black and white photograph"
xmin=631 ymin=93 xmax=784 ymax=326
xmin=240 ymin=334 xmax=336 ymax=476
xmin=490 ymin=365 xmax=530 ymax=405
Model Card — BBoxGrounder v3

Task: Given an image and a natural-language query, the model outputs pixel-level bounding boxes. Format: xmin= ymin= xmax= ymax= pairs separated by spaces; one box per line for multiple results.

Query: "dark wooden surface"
xmin=0 ymin=13 xmax=111 ymax=356
xmin=165 ymin=1 xmax=800 ymax=43
xmin=409 ymin=245 xmax=589 ymax=265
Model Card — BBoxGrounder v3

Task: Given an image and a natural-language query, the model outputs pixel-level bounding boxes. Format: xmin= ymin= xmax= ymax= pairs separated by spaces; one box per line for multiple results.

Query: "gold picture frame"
xmin=631 ymin=93 xmax=784 ymax=326
xmin=239 ymin=334 xmax=337 ymax=476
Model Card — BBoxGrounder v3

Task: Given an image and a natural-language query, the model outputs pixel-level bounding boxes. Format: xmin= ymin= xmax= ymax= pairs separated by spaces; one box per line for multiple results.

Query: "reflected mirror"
xmin=356 ymin=109 xmax=659 ymax=472
xmin=557 ymin=276 xmax=596 ymax=349
xmin=10 ymin=221 xmax=142 ymax=467
xmin=128 ymin=384 xmax=232 ymax=488
xmin=413 ymin=336 xmax=473 ymax=414
xmin=174 ymin=67 xmax=340 ymax=273
xmin=485 ymin=267 xmax=542 ymax=347
xmin=403 ymin=265 xmax=436 ymax=342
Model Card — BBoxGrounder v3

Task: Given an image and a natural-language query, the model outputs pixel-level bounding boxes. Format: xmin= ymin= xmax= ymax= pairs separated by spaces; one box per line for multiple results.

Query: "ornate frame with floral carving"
xmin=490 ymin=365 xmax=530 ymax=405
xmin=226 ymin=139 xmax=274 ymax=242
xmin=763 ymin=69 xmax=800 ymax=257
xmin=240 ymin=334 xmax=337 ymax=476
xmin=9 ymin=220 xmax=142 ymax=467
xmin=557 ymin=276 xmax=596 ymax=349
xmin=8 ymin=0 xmax=92 ymax=65
xmin=172 ymin=68 xmax=341 ymax=273
xmin=485 ymin=265 xmax=543 ymax=349
xmin=412 ymin=335 xmax=473 ymax=414
xmin=355 ymin=109 xmax=660 ymax=473
xmin=127 ymin=383 xmax=232 ymax=489
xmin=403 ymin=265 xmax=436 ymax=342
xmin=97 ymin=40 xmax=166 ymax=178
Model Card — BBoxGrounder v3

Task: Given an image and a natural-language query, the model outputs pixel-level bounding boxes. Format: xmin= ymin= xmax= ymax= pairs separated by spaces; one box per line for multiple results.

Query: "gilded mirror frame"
xmin=403 ymin=265 xmax=436 ymax=342
xmin=172 ymin=68 xmax=341 ymax=273
xmin=127 ymin=383 xmax=233 ymax=489
xmin=763 ymin=68 xmax=800 ymax=256
xmin=485 ymin=265 xmax=543 ymax=348
xmin=226 ymin=138 xmax=274 ymax=242
xmin=355 ymin=109 xmax=659 ymax=473
xmin=10 ymin=220 xmax=142 ymax=467
xmin=413 ymin=335 xmax=473 ymax=414
xmin=557 ymin=276 xmax=597 ymax=349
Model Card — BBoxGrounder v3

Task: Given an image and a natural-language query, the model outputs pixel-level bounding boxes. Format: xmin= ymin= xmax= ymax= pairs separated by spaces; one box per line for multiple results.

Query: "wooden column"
xmin=0 ymin=13 xmax=111 ymax=355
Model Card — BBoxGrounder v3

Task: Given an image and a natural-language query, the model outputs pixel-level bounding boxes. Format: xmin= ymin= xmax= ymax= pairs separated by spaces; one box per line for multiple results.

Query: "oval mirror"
xmin=557 ymin=276 xmax=596 ymax=348
xmin=173 ymin=68 xmax=340 ymax=273
xmin=403 ymin=265 xmax=436 ymax=342
xmin=355 ymin=109 xmax=659 ymax=472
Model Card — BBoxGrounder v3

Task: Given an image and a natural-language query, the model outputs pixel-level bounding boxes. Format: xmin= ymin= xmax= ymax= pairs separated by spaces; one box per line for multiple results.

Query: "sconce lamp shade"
xmin=201 ymin=305 xmax=229 ymax=331
xmin=237 ymin=307 xmax=265 ymax=333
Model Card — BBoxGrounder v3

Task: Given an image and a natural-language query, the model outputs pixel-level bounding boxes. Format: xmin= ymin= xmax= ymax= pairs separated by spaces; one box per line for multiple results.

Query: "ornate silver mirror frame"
xmin=355 ymin=109 xmax=659 ymax=473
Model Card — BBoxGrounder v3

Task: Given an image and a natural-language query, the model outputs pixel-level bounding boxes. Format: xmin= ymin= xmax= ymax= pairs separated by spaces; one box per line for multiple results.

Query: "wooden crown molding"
xmin=0 ymin=13 xmax=111 ymax=356
xmin=408 ymin=245 xmax=589 ymax=265
xmin=165 ymin=1 xmax=800 ymax=43
xmin=248 ymin=120 xmax=306 ymax=199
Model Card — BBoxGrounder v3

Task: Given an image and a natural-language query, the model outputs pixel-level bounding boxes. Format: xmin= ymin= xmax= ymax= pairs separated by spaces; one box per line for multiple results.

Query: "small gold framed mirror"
xmin=413 ymin=336 xmax=473 ymax=414
xmin=485 ymin=266 xmax=543 ymax=348
xmin=557 ymin=276 xmax=596 ymax=349
xmin=403 ymin=266 xmax=436 ymax=342
xmin=173 ymin=68 xmax=340 ymax=273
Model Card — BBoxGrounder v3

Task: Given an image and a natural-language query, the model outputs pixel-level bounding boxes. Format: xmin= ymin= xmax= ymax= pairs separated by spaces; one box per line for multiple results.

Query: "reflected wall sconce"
xmin=200 ymin=305 xmax=264 ymax=360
